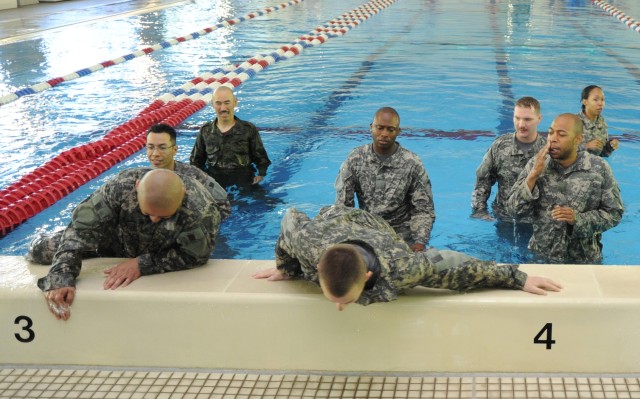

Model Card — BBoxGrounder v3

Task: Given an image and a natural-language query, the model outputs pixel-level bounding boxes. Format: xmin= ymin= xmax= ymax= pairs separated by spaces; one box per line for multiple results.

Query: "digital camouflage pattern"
xmin=334 ymin=143 xmax=435 ymax=246
xmin=189 ymin=116 xmax=271 ymax=177
xmin=174 ymin=160 xmax=231 ymax=219
xmin=507 ymin=151 xmax=623 ymax=264
xmin=275 ymin=205 xmax=527 ymax=305
xmin=472 ymin=133 xmax=547 ymax=221
xmin=34 ymin=168 xmax=221 ymax=291
xmin=577 ymin=112 xmax=614 ymax=157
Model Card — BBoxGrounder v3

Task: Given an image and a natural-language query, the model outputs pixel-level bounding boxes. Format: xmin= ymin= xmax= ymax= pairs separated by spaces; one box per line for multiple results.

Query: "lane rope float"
xmin=592 ymin=1 xmax=640 ymax=34
xmin=0 ymin=0 xmax=305 ymax=107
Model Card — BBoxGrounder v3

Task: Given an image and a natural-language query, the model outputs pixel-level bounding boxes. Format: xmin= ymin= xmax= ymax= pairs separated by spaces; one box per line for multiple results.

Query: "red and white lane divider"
xmin=592 ymin=1 xmax=640 ymax=34
xmin=0 ymin=0 xmax=305 ymax=107
xmin=0 ymin=0 xmax=398 ymax=237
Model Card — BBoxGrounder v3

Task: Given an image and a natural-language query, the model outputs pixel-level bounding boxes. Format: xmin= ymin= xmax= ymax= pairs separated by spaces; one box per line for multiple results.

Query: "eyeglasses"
xmin=146 ymin=144 xmax=175 ymax=153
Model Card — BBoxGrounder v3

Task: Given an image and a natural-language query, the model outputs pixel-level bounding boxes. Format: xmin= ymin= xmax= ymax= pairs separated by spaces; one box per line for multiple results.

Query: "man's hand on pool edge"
xmin=522 ymin=276 xmax=563 ymax=295
xmin=44 ymin=287 xmax=75 ymax=321
xmin=252 ymin=268 xmax=291 ymax=281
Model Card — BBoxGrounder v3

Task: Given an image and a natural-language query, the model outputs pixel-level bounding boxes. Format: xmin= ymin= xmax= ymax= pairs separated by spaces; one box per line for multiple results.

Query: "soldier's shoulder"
xmin=236 ymin=118 xmax=258 ymax=131
xmin=396 ymin=145 xmax=425 ymax=164
xmin=109 ymin=167 xmax=151 ymax=187
xmin=492 ymin=133 xmax=515 ymax=146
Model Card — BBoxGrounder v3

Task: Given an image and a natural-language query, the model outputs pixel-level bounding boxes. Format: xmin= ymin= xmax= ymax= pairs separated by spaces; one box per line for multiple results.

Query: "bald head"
xmin=213 ymin=85 xmax=235 ymax=100
xmin=554 ymin=113 xmax=583 ymax=137
xmin=212 ymin=86 xmax=237 ymax=124
xmin=137 ymin=169 xmax=185 ymax=222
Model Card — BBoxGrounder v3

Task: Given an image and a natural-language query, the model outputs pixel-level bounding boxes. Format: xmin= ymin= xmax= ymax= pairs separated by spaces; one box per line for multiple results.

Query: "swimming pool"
xmin=0 ymin=0 xmax=638 ymax=264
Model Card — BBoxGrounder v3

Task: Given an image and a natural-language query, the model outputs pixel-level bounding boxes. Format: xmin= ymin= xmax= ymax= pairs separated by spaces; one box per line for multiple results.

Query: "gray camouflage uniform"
xmin=174 ymin=160 xmax=231 ymax=219
xmin=189 ymin=116 xmax=271 ymax=184
xmin=275 ymin=205 xmax=527 ymax=305
xmin=577 ymin=112 xmax=614 ymax=157
xmin=507 ymin=151 xmax=623 ymax=264
xmin=472 ymin=133 xmax=547 ymax=221
xmin=33 ymin=168 xmax=221 ymax=291
xmin=335 ymin=143 xmax=435 ymax=247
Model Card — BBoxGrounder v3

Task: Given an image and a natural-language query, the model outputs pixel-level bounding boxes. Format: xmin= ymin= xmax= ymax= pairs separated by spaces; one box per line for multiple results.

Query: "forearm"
xmin=424 ymin=250 xmax=526 ymax=291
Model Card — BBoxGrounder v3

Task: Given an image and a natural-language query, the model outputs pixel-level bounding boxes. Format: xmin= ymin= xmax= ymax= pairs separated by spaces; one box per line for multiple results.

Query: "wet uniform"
xmin=275 ymin=205 xmax=526 ymax=305
xmin=190 ymin=116 xmax=271 ymax=188
xmin=33 ymin=168 xmax=221 ymax=291
xmin=507 ymin=151 xmax=623 ymax=263
xmin=335 ymin=143 xmax=435 ymax=247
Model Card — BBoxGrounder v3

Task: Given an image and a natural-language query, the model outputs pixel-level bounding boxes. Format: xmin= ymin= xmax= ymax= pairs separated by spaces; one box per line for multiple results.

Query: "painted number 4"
xmin=533 ymin=323 xmax=555 ymax=349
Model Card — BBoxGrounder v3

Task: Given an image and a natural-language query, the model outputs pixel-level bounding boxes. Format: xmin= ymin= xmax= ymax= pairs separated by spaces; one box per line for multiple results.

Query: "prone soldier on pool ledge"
xmin=29 ymin=168 xmax=221 ymax=321
xmin=253 ymin=205 xmax=561 ymax=310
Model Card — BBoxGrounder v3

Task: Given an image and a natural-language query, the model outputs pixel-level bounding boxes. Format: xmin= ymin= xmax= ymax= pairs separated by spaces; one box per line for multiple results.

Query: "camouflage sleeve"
xmin=274 ymin=234 xmax=304 ymax=278
xmin=334 ymin=157 xmax=356 ymax=208
xmin=37 ymin=190 xmax=117 ymax=291
xmin=137 ymin=203 xmax=219 ymax=275
xmin=249 ymin=126 xmax=271 ymax=176
xmin=506 ymin=159 xmax=537 ymax=218
xmin=189 ymin=125 xmax=209 ymax=170
xmin=572 ymin=163 xmax=624 ymax=239
xmin=273 ymin=208 xmax=316 ymax=280
xmin=408 ymin=166 xmax=435 ymax=245
xmin=392 ymin=248 xmax=527 ymax=293
xmin=204 ymin=176 xmax=231 ymax=220
xmin=471 ymin=146 xmax=497 ymax=213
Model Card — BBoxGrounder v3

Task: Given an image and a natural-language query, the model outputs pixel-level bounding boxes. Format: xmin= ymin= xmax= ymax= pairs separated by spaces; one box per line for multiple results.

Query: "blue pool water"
xmin=0 ymin=0 xmax=638 ymax=264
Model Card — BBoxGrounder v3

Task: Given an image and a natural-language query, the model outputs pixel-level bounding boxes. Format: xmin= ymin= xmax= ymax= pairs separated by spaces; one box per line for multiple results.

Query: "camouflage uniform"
xmin=577 ymin=112 xmax=614 ymax=157
xmin=507 ymin=151 xmax=623 ymax=264
xmin=276 ymin=205 xmax=526 ymax=305
xmin=33 ymin=168 xmax=221 ymax=291
xmin=335 ymin=143 xmax=435 ymax=246
xmin=189 ymin=116 xmax=271 ymax=187
xmin=472 ymin=133 xmax=547 ymax=221
xmin=174 ymin=160 xmax=231 ymax=219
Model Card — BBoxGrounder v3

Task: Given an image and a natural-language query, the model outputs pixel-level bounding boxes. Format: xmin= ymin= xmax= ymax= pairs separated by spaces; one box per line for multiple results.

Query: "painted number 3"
xmin=14 ymin=315 xmax=35 ymax=343
xmin=533 ymin=322 xmax=555 ymax=349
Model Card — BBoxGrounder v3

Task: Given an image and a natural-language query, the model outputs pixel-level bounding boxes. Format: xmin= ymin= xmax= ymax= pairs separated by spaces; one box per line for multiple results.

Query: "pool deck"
xmin=2 ymin=255 xmax=640 ymax=398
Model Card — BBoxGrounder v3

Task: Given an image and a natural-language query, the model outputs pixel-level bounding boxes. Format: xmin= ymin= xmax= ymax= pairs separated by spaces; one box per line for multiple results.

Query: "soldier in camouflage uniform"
xmin=253 ymin=205 xmax=561 ymax=310
xmin=146 ymin=123 xmax=231 ymax=219
xmin=471 ymin=97 xmax=546 ymax=222
xmin=577 ymin=85 xmax=619 ymax=157
xmin=190 ymin=86 xmax=271 ymax=189
xmin=31 ymin=168 xmax=221 ymax=320
xmin=335 ymin=107 xmax=435 ymax=252
xmin=507 ymin=113 xmax=624 ymax=264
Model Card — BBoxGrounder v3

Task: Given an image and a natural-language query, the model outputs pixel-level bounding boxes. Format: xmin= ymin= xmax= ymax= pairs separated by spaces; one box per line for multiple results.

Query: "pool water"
xmin=0 ymin=0 xmax=638 ymax=264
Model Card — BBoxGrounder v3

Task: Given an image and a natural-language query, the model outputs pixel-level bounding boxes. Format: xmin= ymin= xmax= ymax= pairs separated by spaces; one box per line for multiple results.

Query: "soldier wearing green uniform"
xmin=190 ymin=86 xmax=271 ymax=189
xmin=508 ymin=113 xmax=624 ymax=264
xmin=471 ymin=97 xmax=546 ymax=222
xmin=253 ymin=205 xmax=561 ymax=310
xmin=32 ymin=168 xmax=221 ymax=320
xmin=335 ymin=107 xmax=435 ymax=252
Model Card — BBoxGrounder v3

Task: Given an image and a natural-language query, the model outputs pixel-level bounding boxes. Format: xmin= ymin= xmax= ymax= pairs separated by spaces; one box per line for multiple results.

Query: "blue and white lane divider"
xmin=0 ymin=0 xmax=306 ymax=107
xmin=592 ymin=1 xmax=640 ymax=34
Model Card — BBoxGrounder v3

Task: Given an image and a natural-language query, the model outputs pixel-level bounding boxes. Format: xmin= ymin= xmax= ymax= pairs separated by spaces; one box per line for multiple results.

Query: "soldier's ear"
xmin=135 ymin=179 xmax=140 ymax=192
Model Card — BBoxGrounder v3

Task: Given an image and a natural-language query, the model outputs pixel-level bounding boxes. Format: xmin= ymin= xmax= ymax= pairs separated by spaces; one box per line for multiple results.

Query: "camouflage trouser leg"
xmin=25 ymin=230 xmax=64 ymax=265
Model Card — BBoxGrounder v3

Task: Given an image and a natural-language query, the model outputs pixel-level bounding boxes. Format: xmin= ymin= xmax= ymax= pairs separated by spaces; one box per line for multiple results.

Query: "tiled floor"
xmin=1 ymin=367 xmax=640 ymax=399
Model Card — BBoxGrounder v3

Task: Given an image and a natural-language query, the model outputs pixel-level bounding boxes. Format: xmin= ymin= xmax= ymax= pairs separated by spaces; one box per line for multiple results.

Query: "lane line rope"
xmin=592 ymin=0 xmax=640 ymax=34
xmin=0 ymin=0 xmax=305 ymax=107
